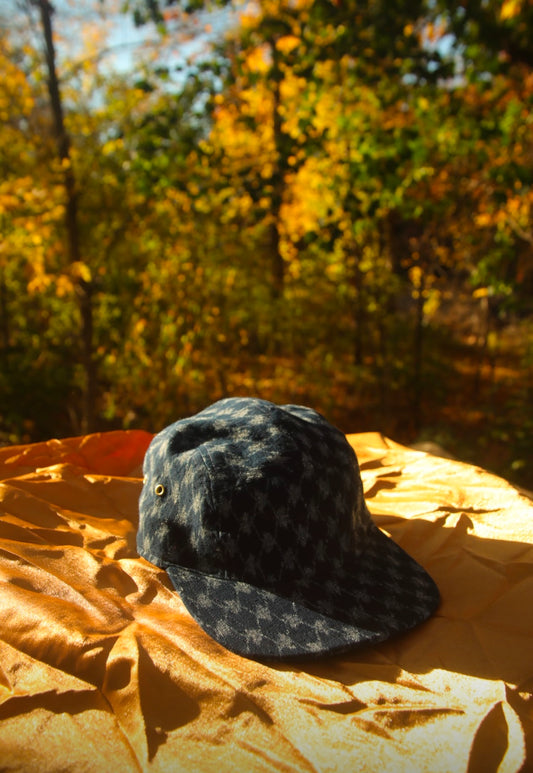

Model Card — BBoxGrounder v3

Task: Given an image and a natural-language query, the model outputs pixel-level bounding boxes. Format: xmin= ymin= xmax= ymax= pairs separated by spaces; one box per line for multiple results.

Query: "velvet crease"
xmin=0 ymin=429 xmax=532 ymax=772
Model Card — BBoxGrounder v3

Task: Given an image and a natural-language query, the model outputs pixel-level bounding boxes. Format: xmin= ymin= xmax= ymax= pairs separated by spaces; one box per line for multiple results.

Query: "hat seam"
xmin=197 ymin=443 xmax=231 ymax=580
xmin=161 ymin=528 xmax=439 ymax=622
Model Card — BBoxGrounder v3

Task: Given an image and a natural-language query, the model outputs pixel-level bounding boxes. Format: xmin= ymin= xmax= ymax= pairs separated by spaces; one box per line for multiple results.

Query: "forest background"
xmin=1 ymin=0 xmax=532 ymax=488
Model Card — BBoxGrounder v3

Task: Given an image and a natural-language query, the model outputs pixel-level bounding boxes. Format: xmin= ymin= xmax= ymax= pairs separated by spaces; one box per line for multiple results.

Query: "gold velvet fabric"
xmin=0 ymin=430 xmax=531 ymax=772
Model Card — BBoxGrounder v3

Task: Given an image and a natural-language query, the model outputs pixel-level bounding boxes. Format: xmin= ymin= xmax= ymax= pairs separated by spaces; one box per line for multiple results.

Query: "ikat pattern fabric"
xmin=137 ymin=397 xmax=440 ymax=658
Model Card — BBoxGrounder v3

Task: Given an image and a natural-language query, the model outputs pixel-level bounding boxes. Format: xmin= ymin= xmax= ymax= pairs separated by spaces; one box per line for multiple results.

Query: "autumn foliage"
xmin=0 ymin=0 xmax=532 ymax=487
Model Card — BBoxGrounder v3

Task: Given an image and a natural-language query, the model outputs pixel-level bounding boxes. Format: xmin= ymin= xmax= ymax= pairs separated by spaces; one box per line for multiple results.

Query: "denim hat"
xmin=137 ymin=398 xmax=439 ymax=658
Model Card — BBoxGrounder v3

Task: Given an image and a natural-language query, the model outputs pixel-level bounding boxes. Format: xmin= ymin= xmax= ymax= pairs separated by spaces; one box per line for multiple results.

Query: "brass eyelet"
xmin=154 ymin=483 xmax=166 ymax=497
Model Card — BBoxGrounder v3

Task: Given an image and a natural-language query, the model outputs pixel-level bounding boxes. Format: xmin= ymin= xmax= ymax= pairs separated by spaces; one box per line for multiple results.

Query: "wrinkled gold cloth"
xmin=0 ymin=430 xmax=532 ymax=772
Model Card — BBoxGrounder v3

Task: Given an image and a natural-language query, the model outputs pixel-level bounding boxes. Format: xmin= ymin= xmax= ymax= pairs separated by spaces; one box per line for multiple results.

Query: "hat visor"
xmin=165 ymin=524 xmax=440 ymax=659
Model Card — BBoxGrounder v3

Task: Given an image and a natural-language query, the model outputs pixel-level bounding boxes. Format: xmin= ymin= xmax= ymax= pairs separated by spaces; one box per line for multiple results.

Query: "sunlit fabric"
xmin=0 ymin=430 xmax=531 ymax=772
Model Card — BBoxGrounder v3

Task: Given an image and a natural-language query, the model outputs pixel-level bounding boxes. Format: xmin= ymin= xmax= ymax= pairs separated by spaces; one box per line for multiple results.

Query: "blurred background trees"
xmin=0 ymin=0 xmax=532 ymax=487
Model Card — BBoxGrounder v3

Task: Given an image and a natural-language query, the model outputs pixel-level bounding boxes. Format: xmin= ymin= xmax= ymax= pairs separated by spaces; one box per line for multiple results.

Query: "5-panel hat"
xmin=137 ymin=397 xmax=440 ymax=658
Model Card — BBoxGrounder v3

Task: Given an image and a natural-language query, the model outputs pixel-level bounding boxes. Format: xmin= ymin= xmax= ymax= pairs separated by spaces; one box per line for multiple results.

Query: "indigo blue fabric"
xmin=137 ymin=398 xmax=439 ymax=658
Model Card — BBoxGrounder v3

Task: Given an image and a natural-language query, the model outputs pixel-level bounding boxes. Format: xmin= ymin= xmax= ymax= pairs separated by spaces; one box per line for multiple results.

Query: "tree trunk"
xmin=269 ymin=43 xmax=285 ymax=299
xmin=0 ymin=268 xmax=8 ymax=356
xmin=351 ymin=247 xmax=364 ymax=367
xmin=412 ymin=272 xmax=425 ymax=434
xmin=36 ymin=0 xmax=96 ymax=433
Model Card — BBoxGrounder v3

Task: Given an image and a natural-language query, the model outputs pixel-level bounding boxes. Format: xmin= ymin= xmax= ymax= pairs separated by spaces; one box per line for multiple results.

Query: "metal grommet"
xmin=154 ymin=483 xmax=166 ymax=497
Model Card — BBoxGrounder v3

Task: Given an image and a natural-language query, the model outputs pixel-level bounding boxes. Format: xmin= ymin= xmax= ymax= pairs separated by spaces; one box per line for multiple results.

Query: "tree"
xmin=432 ymin=0 xmax=533 ymax=72
xmin=34 ymin=0 xmax=98 ymax=432
xmin=1 ymin=0 xmax=531 ymax=487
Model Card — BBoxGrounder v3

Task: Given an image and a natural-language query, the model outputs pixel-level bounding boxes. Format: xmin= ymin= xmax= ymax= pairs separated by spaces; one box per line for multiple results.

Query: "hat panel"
xmin=154 ymin=398 xmax=370 ymax=590
xmin=138 ymin=434 xmax=215 ymax=572
xmin=168 ymin=415 xmax=233 ymax=457
xmin=137 ymin=425 xmax=175 ymax=566
xmin=200 ymin=425 xmax=361 ymax=589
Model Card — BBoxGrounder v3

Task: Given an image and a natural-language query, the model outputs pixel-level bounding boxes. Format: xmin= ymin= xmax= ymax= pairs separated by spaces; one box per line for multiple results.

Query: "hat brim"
xmin=165 ymin=523 xmax=440 ymax=659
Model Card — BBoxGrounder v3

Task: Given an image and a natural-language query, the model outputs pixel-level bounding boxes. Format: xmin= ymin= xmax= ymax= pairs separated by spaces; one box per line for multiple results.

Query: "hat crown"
xmin=138 ymin=398 xmax=371 ymax=593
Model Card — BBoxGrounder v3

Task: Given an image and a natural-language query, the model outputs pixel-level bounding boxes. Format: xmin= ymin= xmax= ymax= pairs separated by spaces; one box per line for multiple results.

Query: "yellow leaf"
xmin=475 ymin=213 xmax=492 ymax=227
xmin=28 ymin=274 xmax=52 ymax=294
xmin=245 ymin=46 xmax=270 ymax=74
xmin=409 ymin=265 xmax=423 ymax=289
xmin=275 ymin=35 xmax=300 ymax=55
xmin=70 ymin=261 xmax=92 ymax=282
xmin=133 ymin=318 xmax=147 ymax=336
xmin=56 ymin=275 xmax=74 ymax=297
xmin=239 ymin=6 xmax=260 ymax=29
xmin=501 ymin=0 xmax=522 ymax=19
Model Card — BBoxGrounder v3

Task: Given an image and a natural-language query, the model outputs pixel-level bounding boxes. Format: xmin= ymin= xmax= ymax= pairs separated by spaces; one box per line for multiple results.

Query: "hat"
xmin=137 ymin=397 xmax=439 ymax=658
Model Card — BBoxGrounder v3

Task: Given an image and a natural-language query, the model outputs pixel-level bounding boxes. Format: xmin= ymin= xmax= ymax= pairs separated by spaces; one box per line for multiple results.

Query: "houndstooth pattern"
xmin=137 ymin=397 xmax=439 ymax=658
